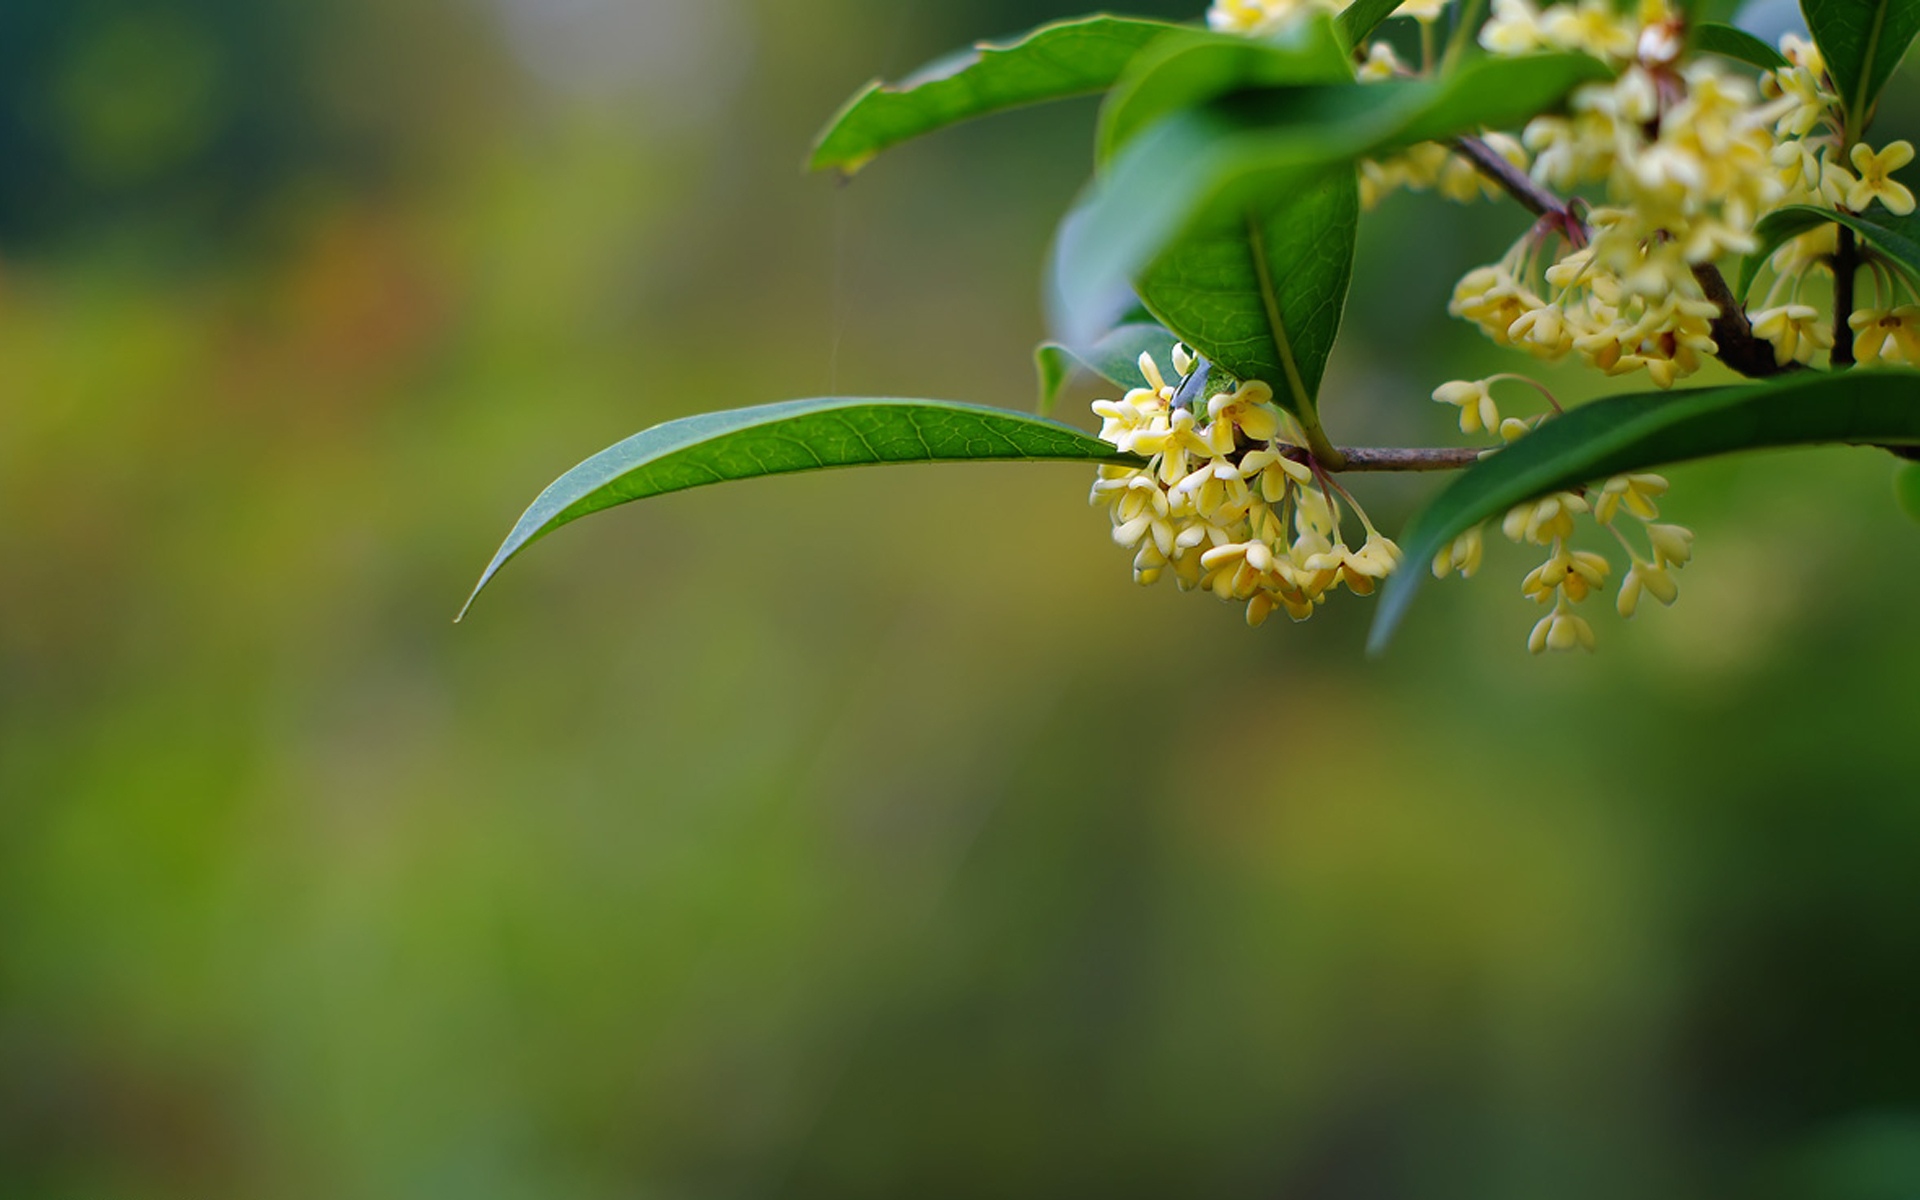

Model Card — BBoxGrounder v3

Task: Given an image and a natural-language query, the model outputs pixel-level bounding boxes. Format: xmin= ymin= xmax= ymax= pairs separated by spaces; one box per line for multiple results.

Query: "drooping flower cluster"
xmin=1090 ymin=348 xmax=1401 ymax=626
xmin=1431 ymin=376 xmax=1696 ymax=653
xmin=1459 ymin=5 xmax=1920 ymax=378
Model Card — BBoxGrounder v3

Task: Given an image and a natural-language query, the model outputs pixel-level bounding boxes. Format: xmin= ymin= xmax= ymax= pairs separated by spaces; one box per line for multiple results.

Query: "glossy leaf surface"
xmin=1741 ymin=203 xmax=1920 ymax=294
xmin=809 ymin=16 xmax=1175 ymax=174
xmin=1096 ymin=17 xmax=1352 ymax=162
xmin=1692 ymin=21 xmax=1788 ymax=69
xmin=1136 ymin=166 xmax=1358 ymax=421
xmin=462 ymin=399 xmax=1134 ymax=617
xmin=1802 ymin=0 xmax=1920 ymax=135
xmin=1337 ymin=0 xmax=1410 ymax=48
xmin=1055 ymin=53 xmax=1608 ymax=405
xmin=1370 ymin=369 xmax=1920 ymax=652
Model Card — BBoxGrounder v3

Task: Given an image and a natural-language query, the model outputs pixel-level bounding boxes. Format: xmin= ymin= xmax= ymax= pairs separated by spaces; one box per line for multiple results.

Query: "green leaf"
xmin=1054 ymin=52 xmax=1609 ymax=402
xmin=1692 ymin=21 xmax=1788 ymax=70
xmin=1680 ymin=0 xmax=1752 ymax=23
xmin=1801 ymin=0 xmax=1920 ymax=137
xmin=1097 ymin=17 xmax=1353 ymax=162
xmin=1896 ymin=458 xmax=1920 ymax=523
xmin=1035 ymin=321 xmax=1176 ymax=415
xmin=460 ymin=398 xmax=1136 ymax=618
xmin=808 ymin=16 xmax=1177 ymax=175
xmin=1136 ymin=168 xmax=1359 ymax=425
xmin=1338 ymin=0 xmax=1410 ymax=49
xmin=1368 ymin=369 xmax=1920 ymax=653
xmin=1741 ymin=203 xmax=1920 ymax=295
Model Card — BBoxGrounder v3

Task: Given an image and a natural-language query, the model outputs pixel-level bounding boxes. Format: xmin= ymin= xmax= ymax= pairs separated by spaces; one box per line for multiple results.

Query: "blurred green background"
xmin=4 ymin=0 xmax=1920 ymax=1196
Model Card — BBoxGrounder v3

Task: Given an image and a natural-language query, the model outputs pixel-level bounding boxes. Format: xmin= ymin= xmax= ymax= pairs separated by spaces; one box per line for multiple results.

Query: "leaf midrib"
xmin=1852 ymin=0 xmax=1888 ymax=136
xmin=1245 ymin=209 xmax=1314 ymax=414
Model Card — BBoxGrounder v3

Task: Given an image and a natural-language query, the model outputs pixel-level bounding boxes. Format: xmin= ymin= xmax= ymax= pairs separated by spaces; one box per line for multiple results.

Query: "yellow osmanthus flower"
xmin=1530 ymin=605 xmax=1597 ymax=653
xmin=1848 ymin=141 xmax=1917 ymax=215
xmin=1646 ymin=522 xmax=1694 ymax=569
xmin=1090 ymin=347 xmax=1401 ymax=628
xmin=1431 ymin=527 xmax=1485 ymax=579
xmin=1593 ymin=473 xmax=1667 ymax=525
xmin=1358 ymin=41 xmax=1405 ymax=82
xmin=1522 ymin=547 xmax=1611 ymax=604
xmin=1617 ymin=557 xmax=1680 ymax=617
xmin=1432 ymin=378 xmax=1501 ymax=434
xmin=1503 ymin=491 xmax=1588 ymax=544
xmin=1849 ymin=306 xmax=1920 ymax=365
xmin=1206 ymin=0 xmax=1341 ymax=35
xmin=1750 ymin=304 xmax=1832 ymax=366
xmin=1429 ymin=398 xmax=1696 ymax=652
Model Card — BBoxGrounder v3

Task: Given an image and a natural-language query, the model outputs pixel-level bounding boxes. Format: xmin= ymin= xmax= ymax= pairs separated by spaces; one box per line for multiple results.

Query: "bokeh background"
xmin=4 ymin=0 xmax=1920 ymax=1196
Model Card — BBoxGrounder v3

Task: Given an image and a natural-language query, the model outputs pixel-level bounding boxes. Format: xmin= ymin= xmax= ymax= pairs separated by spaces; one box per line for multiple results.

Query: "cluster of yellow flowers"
xmin=1455 ymin=3 xmax=1919 ymax=379
xmin=1208 ymin=0 xmax=1336 ymax=32
xmin=1182 ymin=1 xmax=1920 ymax=650
xmin=1090 ymin=348 xmax=1402 ymax=626
xmin=1431 ymin=375 xmax=1696 ymax=652
xmin=1756 ymin=37 xmax=1920 ymax=367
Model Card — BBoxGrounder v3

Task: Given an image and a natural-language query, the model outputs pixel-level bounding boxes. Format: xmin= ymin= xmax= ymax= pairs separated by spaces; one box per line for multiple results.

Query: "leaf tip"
xmin=1365 ymin=573 xmax=1422 ymax=658
xmin=454 ymin=564 xmax=500 ymax=625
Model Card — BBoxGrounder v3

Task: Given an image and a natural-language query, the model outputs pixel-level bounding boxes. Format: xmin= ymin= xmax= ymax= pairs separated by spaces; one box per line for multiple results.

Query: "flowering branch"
xmin=1284 ymin=445 xmax=1484 ymax=471
xmin=1451 ymin=133 xmax=1795 ymax=380
xmin=1448 ymin=134 xmax=1559 ymax=218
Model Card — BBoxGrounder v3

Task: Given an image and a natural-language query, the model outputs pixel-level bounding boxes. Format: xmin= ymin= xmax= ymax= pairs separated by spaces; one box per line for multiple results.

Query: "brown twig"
xmin=1283 ymin=445 xmax=1485 ymax=472
xmin=1690 ymin=262 xmax=1798 ymax=378
xmin=1448 ymin=135 xmax=1559 ymax=217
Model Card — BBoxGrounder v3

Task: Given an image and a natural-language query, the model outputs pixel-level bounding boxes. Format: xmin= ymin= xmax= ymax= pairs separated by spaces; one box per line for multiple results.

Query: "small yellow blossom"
xmin=1207 ymin=0 xmax=1342 ymax=35
xmin=1751 ymin=304 xmax=1833 ymax=366
xmin=1358 ymin=41 xmax=1405 ymax=82
xmin=1497 ymin=415 xmax=1541 ymax=442
xmin=1849 ymin=306 xmax=1920 ymax=365
xmin=1521 ymin=548 xmax=1611 ymax=604
xmin=1594 ymin=473 xmax=1668 ymax=524
xmin=1849 ymin=141 xmax=1917 ymax=215
xmin=1089 ymin=347 xmax=1399 ymax=630
xmin=1616 ymin=558 xmax=1679 ymax=617
xmin=1432 ymin=527 xmax=1485 ymax=579
xmin=1646 ymin=522 xmax=1695 ymax=568
xmin=1529 ymin=605 xmax=1597 ymax=653
xmin=1205 ymin=380 xmax=1282 ymax=447
xmin=1481 ymin=0 xmax=1547 ymax=54
xmin=1432 ymin=378 xmax=1500 ymax=435
xmin=1503 ymin=492 xmax=1589 ymax=544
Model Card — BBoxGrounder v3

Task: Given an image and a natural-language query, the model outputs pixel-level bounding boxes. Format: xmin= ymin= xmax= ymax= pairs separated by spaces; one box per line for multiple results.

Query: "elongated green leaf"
xmin=1693 ymin=21 xmax=1788 ymax=69
xmin=1386 ymin=51 xmax=1614 ymax=143
xmin=1035 ymin=321 xmax=1175 ymax=415
xmin=1897 ymin=459 xmax=1920 ymax=523
xmin=1802 ymin=0 xmax=1920 ymax=136
xmin=460 ymin=398 xmax=1135 ymax=617
xmin=1137 ymin=168 xmax=1359 ymax=421
xmin=1682 ymin=0 xmax=1750 ymax=23
xmin=1097 ymin=17 xmax=1352 ymax=162
xmin=1741 ymin=203 xmax=1920 ymax=295
xmin=1368 ymin=369 xmax=1920 ymax=653
xmin=1054 ymin=52 xmax=1608 ymax=388
xmin=1338 ymin=0 xmax=1410 ymax=49
xmin=808 ymin=16 xmax=1177 ymax=174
